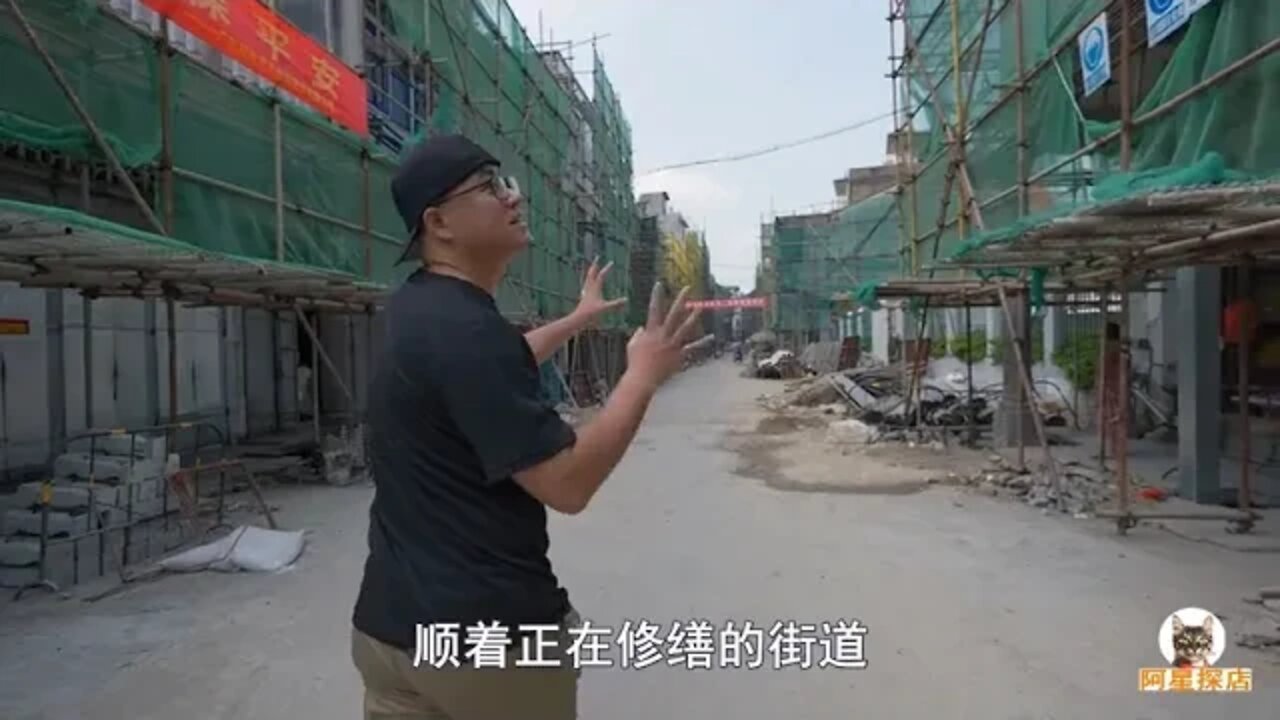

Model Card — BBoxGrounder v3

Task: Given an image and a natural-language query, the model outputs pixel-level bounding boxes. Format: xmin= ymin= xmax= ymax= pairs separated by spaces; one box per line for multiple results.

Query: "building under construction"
xmin=768 ymin=0 xmax=1280 ymax=530
xmin=0 ymin=0 xmax=637 ymax=590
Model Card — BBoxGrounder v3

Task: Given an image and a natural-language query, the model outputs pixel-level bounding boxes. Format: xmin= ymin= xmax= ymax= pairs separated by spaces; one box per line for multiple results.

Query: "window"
xmin=277 ymin=0 xmax=333 ymax=50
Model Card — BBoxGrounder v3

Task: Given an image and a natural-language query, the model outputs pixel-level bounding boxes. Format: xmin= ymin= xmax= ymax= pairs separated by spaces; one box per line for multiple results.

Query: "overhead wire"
xmin=636 ymin=110 xmax=897 ymax=177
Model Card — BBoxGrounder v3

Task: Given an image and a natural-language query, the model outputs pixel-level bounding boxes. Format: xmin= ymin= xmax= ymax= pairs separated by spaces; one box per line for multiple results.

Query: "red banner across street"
xmin=685 ymin=297 xmax=768 ymax=310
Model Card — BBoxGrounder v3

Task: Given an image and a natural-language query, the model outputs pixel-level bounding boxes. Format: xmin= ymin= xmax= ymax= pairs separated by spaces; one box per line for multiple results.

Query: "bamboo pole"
xmin=1015 ymin=0 xmax=1028 ymax=216
xmin=889 ymin=0 xmax=907 ymax=276
xmin=949 ymin=0 xmax=967 ymax=243
xmin=902 ymin=9 xmax=920 ymax=275
xmin=362 ymin=151 xmax=372 ymax=279
xmin=274 ymin=102 xmax=285 ymax=263
xmin=1119 ymin=0 xmax=1133 ymax=170
xmin=158 ymin=19 xmax=179 ymax=428
xmin=1096 ymin=287 xmax=1109 ymax=466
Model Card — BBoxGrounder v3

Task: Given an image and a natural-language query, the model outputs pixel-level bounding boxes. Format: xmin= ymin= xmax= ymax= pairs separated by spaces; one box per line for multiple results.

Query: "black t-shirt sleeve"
xmin=433 ymin=318 xmax=577 ymax=486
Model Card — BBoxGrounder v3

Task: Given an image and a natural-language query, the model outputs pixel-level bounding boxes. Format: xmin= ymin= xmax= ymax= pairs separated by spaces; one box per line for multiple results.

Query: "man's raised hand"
xmin=625 ymin=281 xmax=704 ymax=388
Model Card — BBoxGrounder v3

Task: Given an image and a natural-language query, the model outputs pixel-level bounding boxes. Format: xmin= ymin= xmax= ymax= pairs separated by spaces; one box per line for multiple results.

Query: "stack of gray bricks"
xmin=0 ymin=433 xmax=170 ymax=589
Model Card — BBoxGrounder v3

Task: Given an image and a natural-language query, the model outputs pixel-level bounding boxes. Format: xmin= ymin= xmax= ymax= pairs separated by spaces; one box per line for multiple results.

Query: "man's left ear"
xmin=423 ymin=207 xmax=451 ymax=241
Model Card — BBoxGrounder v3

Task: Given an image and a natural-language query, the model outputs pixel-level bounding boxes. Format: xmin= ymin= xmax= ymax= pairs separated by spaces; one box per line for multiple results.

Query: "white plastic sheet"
xmin=158 ymin=525 xmax=306 ymax=574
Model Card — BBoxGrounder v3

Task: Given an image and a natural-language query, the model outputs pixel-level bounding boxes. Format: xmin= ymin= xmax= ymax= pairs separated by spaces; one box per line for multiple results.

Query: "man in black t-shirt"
xmin=350 ymin=134 xmax=702 ymax=719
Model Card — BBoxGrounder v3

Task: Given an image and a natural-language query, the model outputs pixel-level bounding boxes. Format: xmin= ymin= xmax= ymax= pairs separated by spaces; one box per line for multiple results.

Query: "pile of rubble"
xmin=944 ymin=454 xmax=1116 ymax=516
xmin=761 ymin=365 xmax=994 ymax=431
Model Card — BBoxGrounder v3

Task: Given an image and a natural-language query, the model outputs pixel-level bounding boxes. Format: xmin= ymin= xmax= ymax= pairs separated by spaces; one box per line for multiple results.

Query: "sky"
xmin=504 ymin=0 xmax=897 ymax=293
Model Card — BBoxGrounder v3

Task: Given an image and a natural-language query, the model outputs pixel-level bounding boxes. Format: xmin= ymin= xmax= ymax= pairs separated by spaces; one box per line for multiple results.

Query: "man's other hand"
xmin=573 ymin=257 xmax=627 ymax=325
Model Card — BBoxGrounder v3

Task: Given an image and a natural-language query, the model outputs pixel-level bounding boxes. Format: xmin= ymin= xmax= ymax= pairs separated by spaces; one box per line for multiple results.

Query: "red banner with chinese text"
xmin=685 ymin=297 xmax=768 ymax=310
xmin=141 ymin=0 xmax=367 ymax=136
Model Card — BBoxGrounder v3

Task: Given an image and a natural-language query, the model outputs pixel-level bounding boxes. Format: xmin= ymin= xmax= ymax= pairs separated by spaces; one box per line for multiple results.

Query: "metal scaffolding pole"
xmin=1237 ymin=255 xmax=1253 ymax=516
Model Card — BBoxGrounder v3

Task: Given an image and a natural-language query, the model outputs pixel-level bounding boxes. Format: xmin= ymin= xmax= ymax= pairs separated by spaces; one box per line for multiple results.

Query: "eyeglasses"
xmin=445 ymin=173 xmax=521 ymax=203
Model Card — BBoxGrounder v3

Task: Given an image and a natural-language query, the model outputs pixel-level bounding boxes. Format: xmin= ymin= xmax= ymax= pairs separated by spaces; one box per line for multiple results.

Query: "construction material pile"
xmin=0 ymin=433 xmax=172 ymax=588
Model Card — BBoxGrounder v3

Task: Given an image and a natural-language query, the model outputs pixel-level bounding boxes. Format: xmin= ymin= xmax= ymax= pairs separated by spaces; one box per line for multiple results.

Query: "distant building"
xmin=832 ymin=163 xmax=899 ymax=207
xmin=637 ymin=191 xmax=689 ymax=238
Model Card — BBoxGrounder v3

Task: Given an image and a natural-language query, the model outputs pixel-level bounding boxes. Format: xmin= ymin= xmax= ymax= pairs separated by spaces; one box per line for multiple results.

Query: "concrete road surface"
xmin=1 ymin=359 xmax=1276 ymax=719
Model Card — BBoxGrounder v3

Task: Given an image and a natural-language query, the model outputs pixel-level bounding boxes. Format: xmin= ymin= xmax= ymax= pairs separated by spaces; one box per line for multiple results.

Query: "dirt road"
xmin=1 ymin=359 xmax=1276 ymax=719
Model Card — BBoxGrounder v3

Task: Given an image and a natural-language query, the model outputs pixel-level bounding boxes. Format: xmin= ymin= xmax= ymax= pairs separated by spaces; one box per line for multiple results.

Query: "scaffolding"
xmin=373 ymin=0 xmax=635 ymax=326
xmin=0 ymin=0 xmax=643 ymax=594
xmin=872 ymin=0 xmax=1280 ymax=533
xmin=0 ymin=0 xmax=637 ymax=326
xmin=768 ymin=190 xmax=902 ymax=345
xmin=888 ymin=0 xmax=1280 ymax=272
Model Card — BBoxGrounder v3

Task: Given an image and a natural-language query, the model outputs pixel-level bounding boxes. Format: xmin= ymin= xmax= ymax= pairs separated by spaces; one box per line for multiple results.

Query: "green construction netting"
xmin=894 ymin=0 xmax=1280 ymax=279
xmin=383 ymin=0 xmax=635 ymax=326
xmin=0 ymin=0 xmax=636 ymax=325
xmin=770 ymin=191 xmax=902 ymax=333
xmin=0 ymin=0 xmax=403 ymax=286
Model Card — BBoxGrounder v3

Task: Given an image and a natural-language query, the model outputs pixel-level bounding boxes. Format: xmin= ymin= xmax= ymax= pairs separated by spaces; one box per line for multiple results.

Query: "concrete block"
xmin=53 ymin=453 xmax=162 ymax=483
xmin=3 ymin=508 xmax=120 ymax=538
xmin=69 ymin=433 xmax=167 ymax=462
xmin=14 ymin=482 xmax=121 ymax=512
xmin=0 ymin=538 xmax=41 ymax=566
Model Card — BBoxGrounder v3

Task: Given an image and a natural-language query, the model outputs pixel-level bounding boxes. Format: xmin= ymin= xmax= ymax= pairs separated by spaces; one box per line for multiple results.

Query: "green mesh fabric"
xmin=770 ymin=191 xmax=901 ymax=333
xmin=0 ymin=0 xmax=635 ymax=323
xmin=0 ymin=0 xmax=160 ymax=168
xmin=895 ymin=0 xmax=1280 ymax=284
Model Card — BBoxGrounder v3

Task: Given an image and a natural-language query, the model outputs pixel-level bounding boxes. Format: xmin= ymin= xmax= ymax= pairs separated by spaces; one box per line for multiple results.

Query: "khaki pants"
xmin=351 ymin=609 xmax=581 ymax=720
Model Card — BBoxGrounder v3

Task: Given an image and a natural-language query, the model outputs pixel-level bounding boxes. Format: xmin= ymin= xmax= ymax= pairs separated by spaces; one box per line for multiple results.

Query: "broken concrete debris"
xmin=943 ymin=455 xmax=1116 ymax=516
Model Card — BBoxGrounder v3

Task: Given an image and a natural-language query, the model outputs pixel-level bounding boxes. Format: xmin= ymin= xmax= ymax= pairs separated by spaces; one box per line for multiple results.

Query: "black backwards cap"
xmin=390 ymin=134 xmax=500 ymax=264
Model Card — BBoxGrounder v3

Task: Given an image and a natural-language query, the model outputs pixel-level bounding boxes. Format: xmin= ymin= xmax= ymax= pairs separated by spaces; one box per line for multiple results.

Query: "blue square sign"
xmin=1079 ymin=13 xmax=1111 ymax=98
